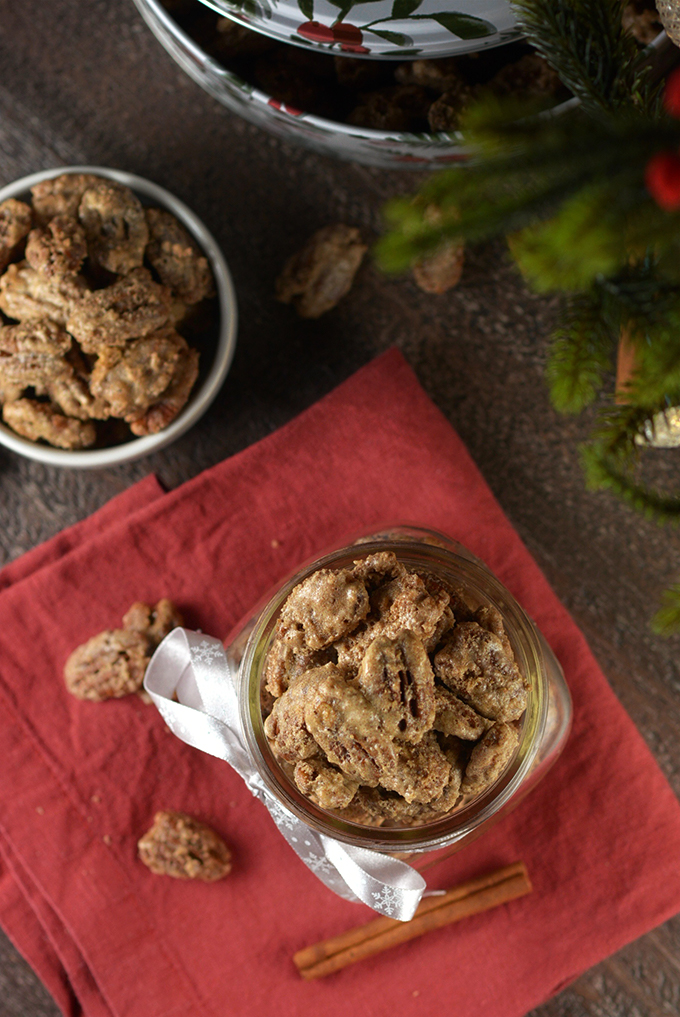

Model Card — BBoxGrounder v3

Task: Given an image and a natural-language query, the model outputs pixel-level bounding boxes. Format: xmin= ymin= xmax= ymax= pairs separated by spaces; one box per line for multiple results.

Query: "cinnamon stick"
xmin=294 ymin=860 xmax=531 ymax=980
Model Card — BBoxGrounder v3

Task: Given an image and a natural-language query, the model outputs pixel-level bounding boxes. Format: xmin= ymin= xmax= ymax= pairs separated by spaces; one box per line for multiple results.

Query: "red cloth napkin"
xmin=1 ymin=349 xmax=680 ymax=1017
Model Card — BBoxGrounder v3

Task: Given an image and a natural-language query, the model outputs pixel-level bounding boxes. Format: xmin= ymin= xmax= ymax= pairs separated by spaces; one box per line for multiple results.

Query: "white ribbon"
xmin=144 ymin=628 xmax=426 ymax=920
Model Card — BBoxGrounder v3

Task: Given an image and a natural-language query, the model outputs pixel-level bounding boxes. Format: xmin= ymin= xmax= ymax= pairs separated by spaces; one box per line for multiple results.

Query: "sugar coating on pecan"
xmin=78 ymin=181 xmax=148 ymax=274
xmin=128 ymin=342 xmax=199 ymax=436
xmin=25 ymin=216 xmax=87 ymax=279
xmin=0 ymin=318 xmax=72 ymax=389
xmin=145 ymin=208 xmax=214 ymax=305
xmin=357 ymin=630 xmax=435 ymax=742
xmin=275 ymin=224 xmax=367 ymax=319
xmin=0 ymin=199 xmax=32 ymax=274
xmin=89 ymin=327 xmax=186 ymax=422
xmin=263 ymin=635 xmax=331 ymax=698
xmin=293 ymin=757 xmax=359 ymax=809
xmin=0 ymin=261 xmax=87 ymax=326
xmin=31 ymin=173 xmax=101 ymax=225
xmin=460 ymin=722 xmax=519 ymax=797
xmin=3 ymin=398 xmax=96 ymax=450
xmin=63 ymin=628 xmax=151 ymax=699
xmin=433 ymin=684 xmax=492 ymax=741
xmin=66 ymin=268 xmax=171 ymax=353
xmin=138 ymin=810 xmax=232 ymax=881
xmin=262 ymin=551 xmax=526 ymax=827
xmin=302 ymin=665 xmax=397 ymax=786
xmin=63 ymin=598 xmax=183 ymax=701
xmin=434 ymin=621 xmax=528 ymax=722
xmin=278 ymin=567 xmax=369 ymax=650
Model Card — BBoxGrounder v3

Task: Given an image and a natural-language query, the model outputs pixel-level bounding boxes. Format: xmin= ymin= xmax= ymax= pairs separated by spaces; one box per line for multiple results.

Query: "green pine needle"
xmin=547 ymin=295 xmax=613 ymax=412
xmin=651 ymin=584 xmax=680 ymax=635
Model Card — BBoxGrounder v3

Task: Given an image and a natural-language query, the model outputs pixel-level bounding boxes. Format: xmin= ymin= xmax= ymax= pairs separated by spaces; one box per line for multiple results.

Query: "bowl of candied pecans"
xmin=0 ymin=166 xmax=237 ymax=468
xmin=229 ymin=527 xmax=572 ymax=854
xmin=133 ymin=0 xmax=666 ymax=169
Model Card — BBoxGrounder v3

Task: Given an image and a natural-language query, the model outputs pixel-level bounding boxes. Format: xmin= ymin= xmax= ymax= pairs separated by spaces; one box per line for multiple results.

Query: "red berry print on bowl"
xmin=297 ymin=20 xmax=335 ymax=43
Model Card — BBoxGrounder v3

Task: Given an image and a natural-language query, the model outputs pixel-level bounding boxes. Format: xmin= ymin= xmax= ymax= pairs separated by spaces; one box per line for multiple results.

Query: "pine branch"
xmin=512 ymin=0 xmax=662 ymax=116
xmin=651 ymin=584 xmax=680 ymax=635
xmin=377 ymin=107 xmax=680 ymax=275
xmin=547 ymin=294 xmax=614 ymax=411
xmin=582 ymin=404 xmax=680 ymax=523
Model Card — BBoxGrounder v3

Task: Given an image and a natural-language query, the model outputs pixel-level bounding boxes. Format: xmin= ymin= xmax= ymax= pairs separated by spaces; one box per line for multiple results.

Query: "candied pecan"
xmin=78 ymin=181 xmax=148 ymax=274
xmin=128 ymin=342 xmax=199 ymax=436
xmin=122 ymin=598 xmax=184 ymax=647
xmin=423 ymin=605 xmax=455 ymax=654
xmin=341 ymin=786 xmax=429 ymax=825
xmin=334 ymin=55 xmax=389 ymax=91
xmin=413 ymin=216 xmax=465 ymax=294
xmin=434 ymin=621 xmax=528 ymax=722
xmin=460 ymin=722 xmax=519 ymax=797
xmin=0 ymin=261 xmax=87 ymax=326
xmin=427 ymin=88 xmax=472 ymax=133
xmin=303 ymin=666 xmax=397 ymax=787
xmin=357 ymin=631 xmax=435 ymax=742
xmin=395 ymin=58 xmax=467 ymax=94
xmin=350 ymin=551 xmax=406 ymax=590
xmin=145 ymin=208 xmax=214 ymax=305
xmin=0 ymin=318 xmax=72 ymax=389
xmin=335 ymin=619 xmax=385 ymax=673
xmin=278 ymin=567 xmax=369 ymax=650
xmin=43 ymin=347 xmax=107 ymax=421
xmin=0 ymin=198 xmax=32 ymax=273
xmin=66 ymin=267 xmax=171 ymax=353
xmin=263 ymin=636 xmax=331 ymax=697
xmin=264 ymin=666 xmax=331 ymax=764
xmin=380 ymin=730 xmax=451 ymax=804
xmin=275 ymin=224 xmax=367 ymax=319
xmin=3 ymin=398 xmax=96 ymax=450
xmin=488 ymin=53 xmax=563 ymax=99
xmin=0 ymin=381 xmax=23 ymax=405
xmin=25 ymin=216 xmax=87 ymax=279
xmin=254 ymin=51 xmax=335 ymax=119
xmin=31 ymin=173 xmax=101 ymax=225
xmin=89 ymin=327 xmax=185 ymax=421
xmin=373 ymin=570 xmax=450 ymax=643
xmin=433 ymin=684 xmax=491 ymax=740
xmin=138 ymin=810 xmax=232 ymax=880
xmin=63 ymin=627 xmax=150 ymax=699
xmin=474 ymin=604 xmax=506 ymax=638
xmin=428 ymin=737 xmax=465 ymax=813
xmin=293 ymin=757 xmax=359 ymax=809
xmin=347 ymin=85 xmax=430 ymax=131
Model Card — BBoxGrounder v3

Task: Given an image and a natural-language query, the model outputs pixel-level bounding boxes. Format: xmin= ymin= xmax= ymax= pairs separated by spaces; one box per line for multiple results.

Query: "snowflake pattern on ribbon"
xmin=305 ymin=853 xmax=335 ymax=877
xmin=372 ymin=885 xmax=400 ymax=916
xmin=192 ymin=640 xmax=224 ymax=666
xmin=266 ymin=798 xmax=298 ymax=832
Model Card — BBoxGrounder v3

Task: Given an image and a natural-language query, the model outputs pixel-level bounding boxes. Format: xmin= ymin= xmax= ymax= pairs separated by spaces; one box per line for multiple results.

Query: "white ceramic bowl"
xmin=0 ymin=166 xmax=238 ymax=468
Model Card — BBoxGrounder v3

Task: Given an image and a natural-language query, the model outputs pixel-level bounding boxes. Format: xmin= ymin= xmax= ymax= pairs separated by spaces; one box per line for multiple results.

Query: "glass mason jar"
xmin=227 ymin=526 xmax=572 ymax=856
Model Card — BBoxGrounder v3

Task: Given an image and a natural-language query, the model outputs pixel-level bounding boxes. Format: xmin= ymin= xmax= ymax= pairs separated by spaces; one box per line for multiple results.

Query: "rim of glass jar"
xmin=238 ymin=537 xmax=548 ymax=852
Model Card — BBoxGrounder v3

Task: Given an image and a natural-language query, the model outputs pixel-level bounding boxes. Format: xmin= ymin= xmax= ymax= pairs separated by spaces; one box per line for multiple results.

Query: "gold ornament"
xmin=656 ymin=0 xmax=680 ymax=47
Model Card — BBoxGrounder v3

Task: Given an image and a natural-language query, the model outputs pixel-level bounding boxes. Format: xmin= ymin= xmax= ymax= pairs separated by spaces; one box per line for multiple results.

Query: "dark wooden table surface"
xmin=1 ymin=2 xmax=680 ymax=1014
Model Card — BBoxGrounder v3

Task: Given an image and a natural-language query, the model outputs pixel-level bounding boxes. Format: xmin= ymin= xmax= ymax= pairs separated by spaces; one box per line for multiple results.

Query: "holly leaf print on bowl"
xmin=391 ymin=0 xmax=424 ymax=16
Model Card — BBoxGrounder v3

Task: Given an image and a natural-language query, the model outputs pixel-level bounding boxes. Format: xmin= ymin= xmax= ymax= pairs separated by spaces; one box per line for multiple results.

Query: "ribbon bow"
xmin=144 ymin=628 xmax=426 ymax=920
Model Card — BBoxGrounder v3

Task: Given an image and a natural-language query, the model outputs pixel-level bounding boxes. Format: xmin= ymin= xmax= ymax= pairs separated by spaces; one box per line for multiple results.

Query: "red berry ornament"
xmin=645 ymin=150 xmax=680 ymax=210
